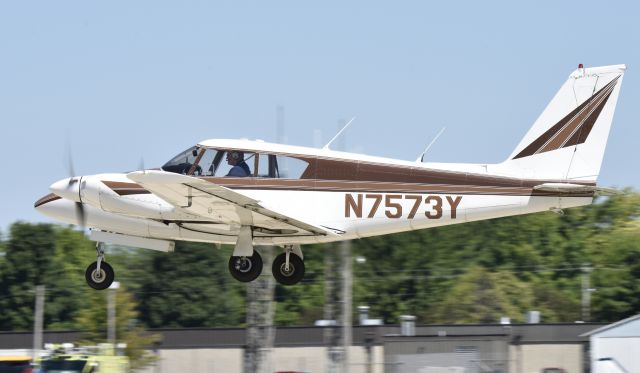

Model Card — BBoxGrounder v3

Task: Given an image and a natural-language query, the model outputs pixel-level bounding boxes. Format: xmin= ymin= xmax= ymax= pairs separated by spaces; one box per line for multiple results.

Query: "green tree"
xmin=0 ymin=223 xmax=98 ymax=331
xmin=589 ymin=220 xmax=640 ymax=321
xmin=132 ymin=241 xmax=245 ymax=328
xmin=430 ymin=266 xmax=535 ymax=323
xmin=47 ymin=228 xmax=96 ymax=329
xmin=273 ymin=244 xmax=325 ymax=326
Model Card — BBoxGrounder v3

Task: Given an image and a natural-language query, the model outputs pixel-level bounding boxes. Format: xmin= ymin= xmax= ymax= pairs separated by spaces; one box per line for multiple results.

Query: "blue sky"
xmin=0 ymin=0 xmax=638 ymax=233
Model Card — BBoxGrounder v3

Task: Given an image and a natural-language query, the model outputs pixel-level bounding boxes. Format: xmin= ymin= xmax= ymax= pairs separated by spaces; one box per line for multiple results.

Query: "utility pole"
xmin=245 ymin=108 xmax=281 ymax=373
xmin=341 ymin=240 xmax=352 ymax=373
xmin=325 ymin=120 xmax=350 ymax=373
xmin=244 ymin=247 xmax=276 ymax=373
xmin=324 ymin=242 xmax=342 ymax=373
xmin=108 ymin=281 xmax=120 ymax=345
xmin=364 ymin=332 xmax=375 ymax=373
xmin=32 ymin=285 xmax=45 ymax=362
xmin=581 ymin=264 xmax=593 ymax=322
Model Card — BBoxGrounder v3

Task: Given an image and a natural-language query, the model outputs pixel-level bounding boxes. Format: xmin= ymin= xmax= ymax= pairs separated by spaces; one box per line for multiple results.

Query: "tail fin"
xmin=502 ymin=64 xmax=625 ymax=181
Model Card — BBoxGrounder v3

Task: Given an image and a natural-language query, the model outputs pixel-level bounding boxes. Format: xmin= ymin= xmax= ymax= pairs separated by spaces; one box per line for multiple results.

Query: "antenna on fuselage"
xmin=138 ymin=156 xmax=145 ymax=172
xmin=323 ymin=116 xmax=356 ymax=150
xmin=416 ymin=126 xmax=446 ymax=162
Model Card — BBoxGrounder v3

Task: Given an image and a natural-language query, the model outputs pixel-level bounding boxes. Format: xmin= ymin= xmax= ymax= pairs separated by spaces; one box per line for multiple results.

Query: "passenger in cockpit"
xmin=226 ymin=151 xmax=251 ymax=177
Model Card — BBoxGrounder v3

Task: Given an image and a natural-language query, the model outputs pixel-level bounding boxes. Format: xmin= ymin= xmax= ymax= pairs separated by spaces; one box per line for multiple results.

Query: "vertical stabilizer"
xmin=502 ymin=64 xmax=625 ymax=181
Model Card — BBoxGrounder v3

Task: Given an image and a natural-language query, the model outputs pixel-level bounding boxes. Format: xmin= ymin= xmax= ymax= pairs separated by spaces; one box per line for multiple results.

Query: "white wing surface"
xmin=127 ymin=170 xmax=332 ymax=237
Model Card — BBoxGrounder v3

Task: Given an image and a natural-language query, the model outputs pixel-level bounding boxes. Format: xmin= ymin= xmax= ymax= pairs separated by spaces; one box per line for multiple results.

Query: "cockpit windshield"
xmin=162 ymin=146 xmax=225 ymax=176
xmin=161 ymin=146 xmax=200 ymax=175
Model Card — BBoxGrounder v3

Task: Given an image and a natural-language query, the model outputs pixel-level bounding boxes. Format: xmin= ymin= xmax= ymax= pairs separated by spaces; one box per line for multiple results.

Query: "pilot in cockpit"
xmin=226 ymin=151 xmax=251 ymax=177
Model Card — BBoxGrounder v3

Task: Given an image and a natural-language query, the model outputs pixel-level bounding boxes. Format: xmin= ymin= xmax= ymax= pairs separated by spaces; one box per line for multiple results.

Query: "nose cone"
xmin=49 ymin=177 xmax=81 ymax=202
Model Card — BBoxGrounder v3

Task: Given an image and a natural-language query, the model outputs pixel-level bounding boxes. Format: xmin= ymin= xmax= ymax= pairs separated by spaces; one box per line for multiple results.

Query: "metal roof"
xmin=0 ymin=323 xmax=605 ymax=350
xmin=580 ymin=313 xmax=640 ymax=337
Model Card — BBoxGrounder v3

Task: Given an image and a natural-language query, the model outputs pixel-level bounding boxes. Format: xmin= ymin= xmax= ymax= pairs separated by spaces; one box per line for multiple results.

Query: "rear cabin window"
xmin=277 ymin=155 xmax=308 ymax=178
xmin=256 ymin=154 xmax=308 ymax=179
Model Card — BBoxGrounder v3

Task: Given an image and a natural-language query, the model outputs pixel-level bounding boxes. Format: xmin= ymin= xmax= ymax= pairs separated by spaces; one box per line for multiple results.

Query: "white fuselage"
xmin=36 ymin=171 xmax=592 ymax=246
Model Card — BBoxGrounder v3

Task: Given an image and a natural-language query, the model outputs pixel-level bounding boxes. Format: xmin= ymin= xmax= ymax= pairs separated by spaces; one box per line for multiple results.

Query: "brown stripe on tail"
xmin=513 ymin=75 xmax=620 ymax=159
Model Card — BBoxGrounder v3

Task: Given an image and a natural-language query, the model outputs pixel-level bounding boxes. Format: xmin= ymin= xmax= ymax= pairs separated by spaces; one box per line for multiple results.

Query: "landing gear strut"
xmin=85 ymin=242 xmax=115 ymax=290
xmin=272 ymin=245 xmax=305 ymax=286
xmin=228 ymin=251 xmax=263 ymax=282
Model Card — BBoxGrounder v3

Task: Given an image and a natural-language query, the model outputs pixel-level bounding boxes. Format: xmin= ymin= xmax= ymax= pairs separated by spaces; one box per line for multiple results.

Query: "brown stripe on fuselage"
xmin=204 ymin=154 xmax=596 ymax=188
xmin=34 ymin=193 xmax=61 ymax=207
xmin=198 ymin=141 xmax=597 ymax=190
xmin=98 ymin=155 xmax=596 ymax=199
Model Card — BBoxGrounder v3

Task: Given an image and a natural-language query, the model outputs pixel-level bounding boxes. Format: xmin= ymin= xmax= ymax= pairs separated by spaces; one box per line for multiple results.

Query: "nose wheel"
xmin=228 ymin=251 xmax=263 ymax=282
xmin=85 ymin=243 xmax=115 ymax=290
xmin=85 ymin=261 xmax=115 ymax=290
xmin=272 ymin=249 xmax=305 ymax=286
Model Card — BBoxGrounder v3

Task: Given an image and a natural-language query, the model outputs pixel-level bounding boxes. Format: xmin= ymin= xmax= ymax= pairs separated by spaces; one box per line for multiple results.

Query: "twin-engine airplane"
xmin=35 ymin=64 xmax=625 ymax=289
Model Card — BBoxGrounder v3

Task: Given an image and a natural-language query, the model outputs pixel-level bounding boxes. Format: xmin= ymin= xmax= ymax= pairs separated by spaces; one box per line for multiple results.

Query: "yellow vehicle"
xmin=39 ymin=344 xmax=129 ymax=373
xmin=0 ymin=356 xmax=32 ymax=373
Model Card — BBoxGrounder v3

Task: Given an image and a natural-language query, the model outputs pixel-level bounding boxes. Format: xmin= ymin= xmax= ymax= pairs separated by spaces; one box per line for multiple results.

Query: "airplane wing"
xmin=533 ymin=183 xmax=623 ymax=196
xmin=127 ymin=170 xmax=333 ymax=237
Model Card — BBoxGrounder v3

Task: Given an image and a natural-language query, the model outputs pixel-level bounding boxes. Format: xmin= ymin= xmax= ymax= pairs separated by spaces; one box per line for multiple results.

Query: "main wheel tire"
xmin=228 ymin=251 xmax=263 ymax=282
xmin=85 ymin=261 xmax=115 ymax=290
xmin=272 ymin=252 xmax=305 ymax=286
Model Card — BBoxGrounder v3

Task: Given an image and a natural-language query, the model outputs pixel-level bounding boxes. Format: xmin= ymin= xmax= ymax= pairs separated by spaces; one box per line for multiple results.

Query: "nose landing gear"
xmin=85 ymin=243 xmax=115 ymax=290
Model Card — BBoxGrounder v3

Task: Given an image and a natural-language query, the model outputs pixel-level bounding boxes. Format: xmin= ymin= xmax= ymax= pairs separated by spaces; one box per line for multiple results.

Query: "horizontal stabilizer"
xmin=533 ymin=183 xmax=622 ymax=196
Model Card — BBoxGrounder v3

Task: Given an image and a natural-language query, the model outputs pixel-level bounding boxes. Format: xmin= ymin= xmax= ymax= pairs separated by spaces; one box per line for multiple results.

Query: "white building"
xmin=582 ymin=314 xmax=640 ymax=373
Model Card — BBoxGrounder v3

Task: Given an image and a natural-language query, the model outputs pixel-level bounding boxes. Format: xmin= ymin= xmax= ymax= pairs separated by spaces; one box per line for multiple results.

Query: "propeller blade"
xmin=66 ymin=142 xmax=76 ymax=177
xmin=66 ymin=143 xmax=79 ymax=188
xmin=66 ymin=141 xmax=86 ymax=230
xmin=75 ymin=201 xmax=86 ymax=228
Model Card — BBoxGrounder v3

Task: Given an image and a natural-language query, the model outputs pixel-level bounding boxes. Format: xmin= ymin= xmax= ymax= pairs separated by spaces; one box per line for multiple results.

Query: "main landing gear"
xmin=272 ymin=246 xmax=305 ymax=286
xmin=85 ymin=242 xmax=115 ymax=290
xmin=227 ymin=244 xmax=305 ymax=286
xmin=228 ymin=251 xmax=263 ymax=282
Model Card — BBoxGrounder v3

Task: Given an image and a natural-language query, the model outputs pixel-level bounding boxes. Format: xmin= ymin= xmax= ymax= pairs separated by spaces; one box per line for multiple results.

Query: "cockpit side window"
xmin=192 ymin=148 xmax=218 ymax=176
xmin=212 ymin=150 xmax=255 ymax=177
